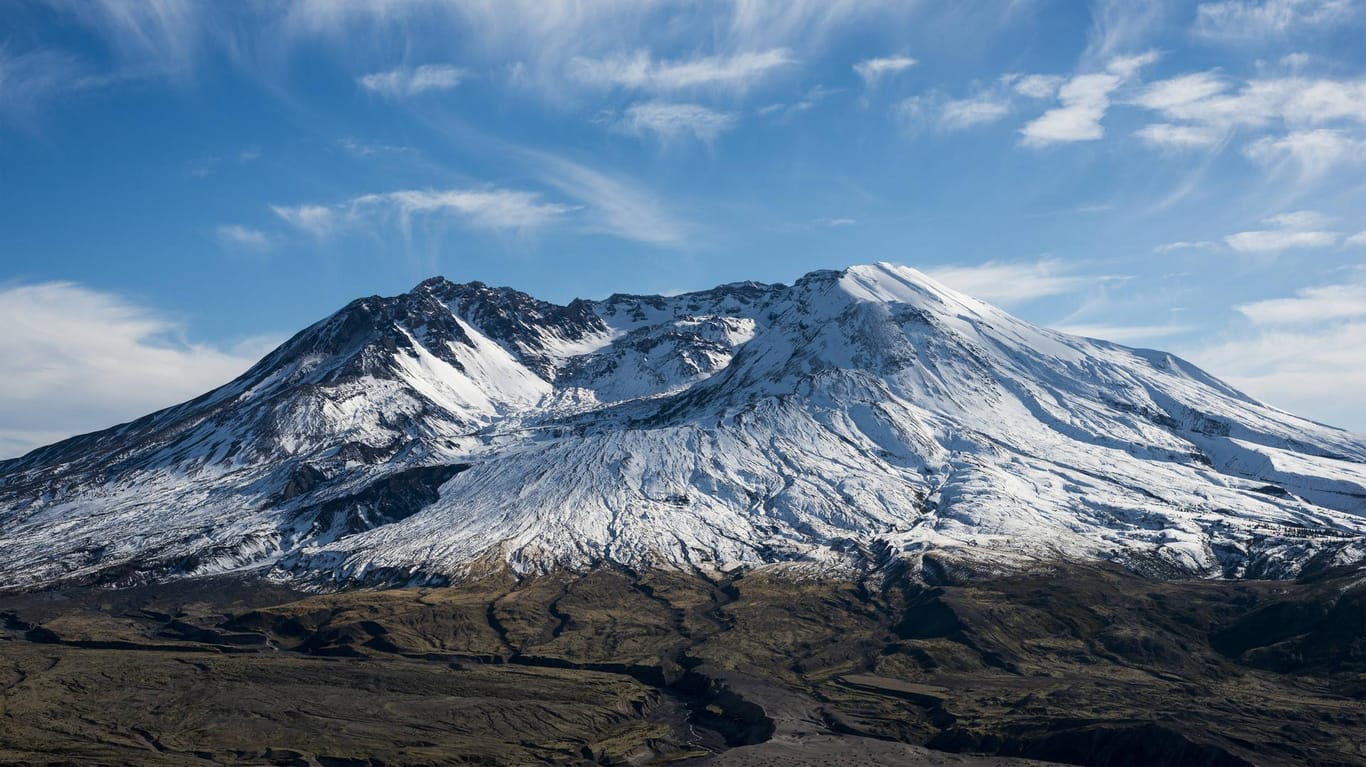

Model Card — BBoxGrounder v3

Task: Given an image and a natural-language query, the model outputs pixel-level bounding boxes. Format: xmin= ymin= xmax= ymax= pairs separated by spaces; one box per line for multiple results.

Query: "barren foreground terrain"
xmin=1 ymin=563 xmax=1362 ymax=766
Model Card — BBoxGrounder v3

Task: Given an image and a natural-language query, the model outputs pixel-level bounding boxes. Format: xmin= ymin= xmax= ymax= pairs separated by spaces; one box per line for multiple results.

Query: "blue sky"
xmin=2 ymin=0 xmax=1365 ymax=456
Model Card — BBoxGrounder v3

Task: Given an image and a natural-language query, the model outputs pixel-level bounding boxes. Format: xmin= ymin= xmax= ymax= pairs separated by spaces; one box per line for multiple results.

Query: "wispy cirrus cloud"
xmin=0 ymin=281 xmax=277 ymax=458
xmin=39 ymin=0 xmax=206 ymax=82
xmin=1193 ymin=0 xmax=1356 ymax=40
xmin=1236 ymin=279 xmax=1366 ymax=325
xmin=270 ymin=204 xmax=337 ymax=238
xmin=275 ymin=159 xmax=687 ymax=248
xmin=897 ymin=86 xmax=1014 ymax=135
xmin=570 ymin=49 xmax=794 ymax=92
xmin=358 ymin=189 xmax=577 ymax=229
xmin=1133 ymin=74 xmax=1366 ymax=129
xmin=273 ymin=187 xmax=576 ymax=239
xmin=1131 ymin=72 xmax=1366 ymax=176
xmin=0 ymin=46 xmax=104 ymax=126
xmin=853 ymin=55 xmax=916 ymax=86
xmin=1187 ymin=322 xmax=1366 ymax=429
xmin=1187 ymin=268 xmax=1366 ymax=430
xmin=1154 ymin=240 xmax=1219 ymax=253
xmin=215 ymin=224 xmax=270 ymax=251
xmin=925 ymin=258 xmax=1096 ymax=307
xmin=357 ymin=64 xmax=465 ymax=97
xmin=335 ymin=137 xmax=411 ymax=157
xmin=533 ymin=154 xmax=688 ymax=246
xmin=1136 ymin=123 xmax=1222 ymax=149
xmin=1009 ymin=74 xmax=1064 ymax=99
xmin=938 ymin=94 xmax=1012 ymax=130
xmin=1243 ymin=128 xmax=1366 ymax=179
xmin=615 ymin=101 xmax=737 ymax=142
xmin=1224 ymin=210 xmax=1340 ymax=253
xmin=1020 ymin=51 xmax=1159 ymax=147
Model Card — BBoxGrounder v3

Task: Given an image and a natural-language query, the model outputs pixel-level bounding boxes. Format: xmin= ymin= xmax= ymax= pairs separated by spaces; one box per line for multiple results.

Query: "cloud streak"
xmin=1236 ymin=276 xmax=1366 ymax=325
xmin=0 ymin=281 xmax=273 ymax=458
xmin=853 ymin=55 xmax=916 ymax=86
xmin=1224 ymin=210 xmax=1339 ymax=252
xmin=1193 ymin=0 xmax=1356 ymax=40
xmin=1021 ymin=52 xmax=1158 ymax=147
xmin=216 ymin=224 xmax=270 ymax=251
xmin=570 ymin=49 xmax=794 ymax=92
xmin=358 ymin=64 xmax=465 ymax=97
xmin=925 ymin=259 xmax=1096 ymax=307
xmin=616 ymin=101 xmax=737 ymax=142
xmin=534 ymin=154 xmax=688 ymax=246
xmin=274 ymin=187 xmax=577 ymax=238
xmin=1187 ymin=269 xmax=1366 ymax=430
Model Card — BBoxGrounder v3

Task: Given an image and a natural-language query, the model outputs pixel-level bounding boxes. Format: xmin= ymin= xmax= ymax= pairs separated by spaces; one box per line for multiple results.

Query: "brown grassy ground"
xmin=0 ymin=562 xmax=1362 ymax=766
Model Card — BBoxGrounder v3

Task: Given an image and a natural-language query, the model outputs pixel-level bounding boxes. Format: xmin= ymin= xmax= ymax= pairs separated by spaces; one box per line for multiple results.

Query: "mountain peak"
xmin=1 ymin=264 xmax=1363 ymax=589
xmin=834 ymin=262 xmax=990 ymax=315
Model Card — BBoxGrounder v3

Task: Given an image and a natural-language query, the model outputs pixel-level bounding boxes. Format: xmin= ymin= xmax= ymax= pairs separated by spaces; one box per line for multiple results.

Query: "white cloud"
xmin=1236 ymin=281 xmax=1366 ymax=325
xmin=1243 ymin=129 xmax=1366 ymax=178
xmin=938 ymin=95 xmax=1012 ymax=130
xmin=1193 ymin=0 xmax=1355 ymax=40
xmin=1186 ymin=274 xmax=1366 ymax=430
xmin=275 ymin=188 xmax=576 ymax=238
xmin=1020 ymin=73 xmax=1121 ymax=146
xmin=757 ymin=84 xmax=841 ymax=120
xmin=357 ymin=64 xmax=465 ymax=97
xmin=1226 ymin=230 xmax=1339 ymax=251
xmin=335 ymin=137 xmax=410 ymax=157
xmin=271 ymin=204 xmax=337 ymax=238
xmin=722 ymin=1 xmax=912 ymax=53
xmin=0 ymin=281 xmax=273 ymax=458
xmin=41 ymin=0 xmax=204 ymax=81
xmin=817 ymin=217 xmax=856 ymax=227
xmin=1130 ymin=72 xmax=1366 ymax=178
xmin=1346 ymin=230 xmax=1366 ymax=247
xmin=1082 ymin=0 xmax=1167 ymax=66
xmin=897 ymin=86 xmax=1014 ymax=135
xmin=617 ymin=101 xmax=737 ymax=142
xmin=1132 ymin=72 xmax=1229 ymax=114
xmin=853 ymin=55 xmax=916 ymax=85
xmin=1154 ymin=240 xmax=1218 ymax=253
xmin=1148 ymin=76 xmax=1366 ymax=127
xmin=1020 ymin=52 xmax=1158 ymax=148
xmin=570 ymin=49 xmax=793 ymax=92
xmin=924 ymin=259 xmax=1094 ymax=307
xmin=354 ymin=189 xmax=578 ymax=230
xmin=1262 ymin=210 xmax=1332 ymax=228
xmin=1223 ymin=210 xmax=1339 ymax=253
xmin=1136 ymin=123 xmax=1222 ymax=148
xmin=533 ymin=153 xmax=688 ymax=246
xmin=215 ymin=224 xmax=270 ymax=250
xmin=1105 ymin=51 xmax=1162 ymax=80
xmin=1010 ymin=74 xmax=1064 ymax=99
xmin=0 ymin=47 xmax=100 ymax=125
xmin=1187 ymin=321 xmax=1366 ymax=431
xmin=1280 ymin=51 xmax=1312 ymax=70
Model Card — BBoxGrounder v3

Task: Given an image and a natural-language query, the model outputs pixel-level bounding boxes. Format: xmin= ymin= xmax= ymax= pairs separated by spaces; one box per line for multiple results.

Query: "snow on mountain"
xmin=1 ymin=263 xmax=1363 ymax=589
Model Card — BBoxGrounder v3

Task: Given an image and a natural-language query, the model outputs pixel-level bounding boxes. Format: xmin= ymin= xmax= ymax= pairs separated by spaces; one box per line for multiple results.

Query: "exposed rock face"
xmin=1 ymin=263 xmax=1363 ymax=588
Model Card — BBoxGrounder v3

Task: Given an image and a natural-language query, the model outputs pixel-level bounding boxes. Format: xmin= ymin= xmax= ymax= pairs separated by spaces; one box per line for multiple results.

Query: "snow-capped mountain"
xmin=2 ymin=263 xmax=1364 ymax=589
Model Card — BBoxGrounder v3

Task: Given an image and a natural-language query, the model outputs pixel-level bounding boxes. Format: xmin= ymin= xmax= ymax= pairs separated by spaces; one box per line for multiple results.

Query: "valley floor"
xmin=0 ymin=564 xmax=1362 ymax=766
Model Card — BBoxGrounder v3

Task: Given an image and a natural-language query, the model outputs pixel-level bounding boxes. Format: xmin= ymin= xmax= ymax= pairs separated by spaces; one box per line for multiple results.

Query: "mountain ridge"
xmin=2 ymin=262 xmax=1364 ymax=590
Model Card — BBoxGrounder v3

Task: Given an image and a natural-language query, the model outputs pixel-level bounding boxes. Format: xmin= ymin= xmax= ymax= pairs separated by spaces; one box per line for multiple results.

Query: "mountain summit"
xmin=2 ymin=263 xmax=1363 ymax=589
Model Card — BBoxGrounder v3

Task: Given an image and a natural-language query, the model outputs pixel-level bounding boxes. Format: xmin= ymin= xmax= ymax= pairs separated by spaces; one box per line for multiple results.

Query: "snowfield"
xmin=1 ymin=263 xmax=1363 ymax=588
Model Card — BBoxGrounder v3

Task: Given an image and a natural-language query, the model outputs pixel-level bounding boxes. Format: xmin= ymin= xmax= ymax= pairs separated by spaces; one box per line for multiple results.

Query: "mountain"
xmin=2 ymin=263 xmax=1364 ymax=590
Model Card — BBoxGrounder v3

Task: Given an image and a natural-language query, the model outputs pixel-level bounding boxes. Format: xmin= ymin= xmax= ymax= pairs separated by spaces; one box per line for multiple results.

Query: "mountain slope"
xmin=2 ymin=263 xmax=1364 ymax=589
